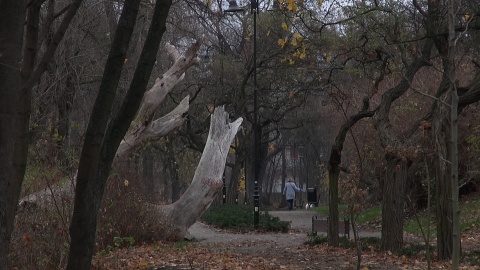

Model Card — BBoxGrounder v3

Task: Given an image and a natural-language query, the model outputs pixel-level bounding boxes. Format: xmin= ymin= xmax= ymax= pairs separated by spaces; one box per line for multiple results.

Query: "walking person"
xmin=283 ymin=178 xmax=303 ymax=210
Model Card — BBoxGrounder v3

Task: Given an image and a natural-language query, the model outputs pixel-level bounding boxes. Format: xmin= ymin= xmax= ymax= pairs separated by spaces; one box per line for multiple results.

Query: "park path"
xmin=188 ymin=209 xmax=381 ymax=246
xmin=185 ymin=210 xmax=398 ymax=270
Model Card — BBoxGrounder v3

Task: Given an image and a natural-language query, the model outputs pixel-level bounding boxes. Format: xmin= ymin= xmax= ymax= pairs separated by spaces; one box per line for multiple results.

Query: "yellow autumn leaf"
xmin=318 ymin=0 xmax=323 ymax=8
xmin=278 ymin=38 xmax=286 ymax=48
xmin=124 ymin=180 xmax=129 ymax=187
xmin=293 ymin=32 xmax=303 ymax=41
xmin=268 ymin=143 xmax=276 ymax=152
xmin=285 ymin=0 xmax=296 ymax=11
xmin=291 ymin=39 xmax=298 ymax=46
xmin=299 ymin=47 xmax=307 ymax=59
xmin=281 ymin=22 xmax=288 ymax=31
xmin=238 ymin=179 xmax=246 ymax=191
xmin=289 ymin=58 xmax=295 ymax=65
xmin=288 ymin=2 xmax=297 ymax=12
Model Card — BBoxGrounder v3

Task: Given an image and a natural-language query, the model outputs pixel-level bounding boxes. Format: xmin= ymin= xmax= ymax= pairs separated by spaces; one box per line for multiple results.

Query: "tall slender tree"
xmin=0 ymin=0 xmax=85 ymax=267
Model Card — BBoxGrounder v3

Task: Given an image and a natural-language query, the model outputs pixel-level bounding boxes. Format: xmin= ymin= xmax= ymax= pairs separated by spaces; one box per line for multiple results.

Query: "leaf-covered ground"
xmin=93 ymin=230 xmax=480 ymax=269
xmin=94 ymin=198 xmax=480 ymax=270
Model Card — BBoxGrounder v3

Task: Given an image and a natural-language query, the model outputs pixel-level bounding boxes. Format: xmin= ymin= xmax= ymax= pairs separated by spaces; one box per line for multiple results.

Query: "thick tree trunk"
xmin=158 ymin=108 xmax=242 ymax=240
xmin=436 ymin=111 xmax=461 ymax=261
xmin=0 ymin=2 xmax=27 ymax=268
xmin=1 ymin=0 xmax=84 ymax=267
xmin=381 ymin=155 xmax=408 ymax=250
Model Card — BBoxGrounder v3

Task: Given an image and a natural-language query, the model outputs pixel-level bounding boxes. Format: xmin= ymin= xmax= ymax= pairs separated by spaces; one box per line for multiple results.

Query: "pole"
xmin=252 ymin=0 xmax=260 ymax=228
xmin=223 ymin=171 xmax=227 ymax=204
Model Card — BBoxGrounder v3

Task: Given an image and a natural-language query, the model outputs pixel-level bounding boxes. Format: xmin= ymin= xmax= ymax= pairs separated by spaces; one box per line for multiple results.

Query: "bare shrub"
xmin=96 ymin=172 xmax=173 ymax=252
xmin=11 ymin=183 xmax=72 ymax=269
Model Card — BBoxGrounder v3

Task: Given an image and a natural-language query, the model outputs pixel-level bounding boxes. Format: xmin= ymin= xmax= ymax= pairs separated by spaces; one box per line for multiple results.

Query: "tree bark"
xmin=116 ymin=96 xmax=190 ymax=158
xmin=0 ymin=2 xmax=28 ymax=268
xmin=447 ymin=0 xmax=460 ymax=266
xmin=436 ymin=121 xmax=453 ymax=259
xmin=381 ymin=155 xmax=408 ymax=250
xmin=372 ymin=50 xmax=433 ymax=251
xmin=159 ymin=107 xmax=242 ymax=240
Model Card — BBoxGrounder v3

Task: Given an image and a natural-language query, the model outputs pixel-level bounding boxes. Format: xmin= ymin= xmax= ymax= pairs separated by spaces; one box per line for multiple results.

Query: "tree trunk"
xmin=67 ymin=1 xmax=147 ymax=268
xmin=0 ymin=2 xmax=27 ymax=268
xmin=447 ymin=1 xmax=460 ymax=266
xmin=435 ymin=69 xmax=462 ymax=263
xmin=227 ymin=154 xmax=243 ymax=204
xmin=380 ymin=155 xmax=408 ymax=250
xmin=1 ymin=0 xmax=84 ymax=267
xmin=328 ymin=160 xmax=340 ymax=246
xmin=328 ymin=98 xmax=374 ymax=246
xmin=141 ymin=147 xmax=161 ymax=202
xmin=164 ymin=137 xmax=180 ymax=202
xmin=436 ymin=131 xmax=453 ymax=259
xmin=158 ymin=108 xmax=242 ymax=239
xmin=279 ymin=145 xmax=287 ymax=208
xmin=57 ymin=48 xmax=76 ymax=168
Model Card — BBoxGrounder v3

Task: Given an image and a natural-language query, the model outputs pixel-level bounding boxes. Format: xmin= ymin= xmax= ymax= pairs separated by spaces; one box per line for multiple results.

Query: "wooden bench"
xmin=311 ymin=216 xmax=350 ymax=238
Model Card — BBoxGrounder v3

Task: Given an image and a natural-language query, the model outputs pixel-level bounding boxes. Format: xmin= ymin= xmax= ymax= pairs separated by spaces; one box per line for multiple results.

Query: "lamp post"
xmin=225 ymin=0 xmax=260 ymax=228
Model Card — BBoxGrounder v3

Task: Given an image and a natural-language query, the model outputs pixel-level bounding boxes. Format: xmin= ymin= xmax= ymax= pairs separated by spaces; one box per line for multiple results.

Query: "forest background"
xmin=0 ymin=0 xmax=480 ymax=269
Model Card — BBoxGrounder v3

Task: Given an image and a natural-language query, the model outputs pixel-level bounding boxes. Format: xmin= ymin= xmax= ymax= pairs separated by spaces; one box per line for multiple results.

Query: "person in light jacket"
xmin=283 ymin=178 xmax=303 ymax=210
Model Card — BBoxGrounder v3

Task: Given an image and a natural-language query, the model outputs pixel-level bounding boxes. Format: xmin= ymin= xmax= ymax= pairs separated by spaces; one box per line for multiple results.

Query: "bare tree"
xmin=0 ymin=0 xmax=85 ymax=267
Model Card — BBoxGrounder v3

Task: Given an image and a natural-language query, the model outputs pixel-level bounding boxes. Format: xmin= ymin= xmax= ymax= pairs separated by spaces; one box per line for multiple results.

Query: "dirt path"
xmin=188 ymin=209 xmax=381 ymax=244
xmin=186 ymin=210 xmax=393 ymax=270
xmin=188 ymin=210 xmax=313 ymax=247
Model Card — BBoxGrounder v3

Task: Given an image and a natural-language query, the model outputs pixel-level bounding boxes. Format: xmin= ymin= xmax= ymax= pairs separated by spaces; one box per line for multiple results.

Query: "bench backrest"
xmin=311 ymin=216 xmax=349 ymax=238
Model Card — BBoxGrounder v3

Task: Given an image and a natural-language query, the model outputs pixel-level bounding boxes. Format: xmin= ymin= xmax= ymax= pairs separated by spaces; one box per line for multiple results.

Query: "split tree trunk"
xmin=156 ymin=107 xmax=242 ymax=240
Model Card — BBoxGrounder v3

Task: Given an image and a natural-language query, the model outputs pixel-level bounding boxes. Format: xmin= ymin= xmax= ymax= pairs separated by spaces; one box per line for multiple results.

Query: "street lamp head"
xmin=224 ymin=0 xmax=244 ymax=13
